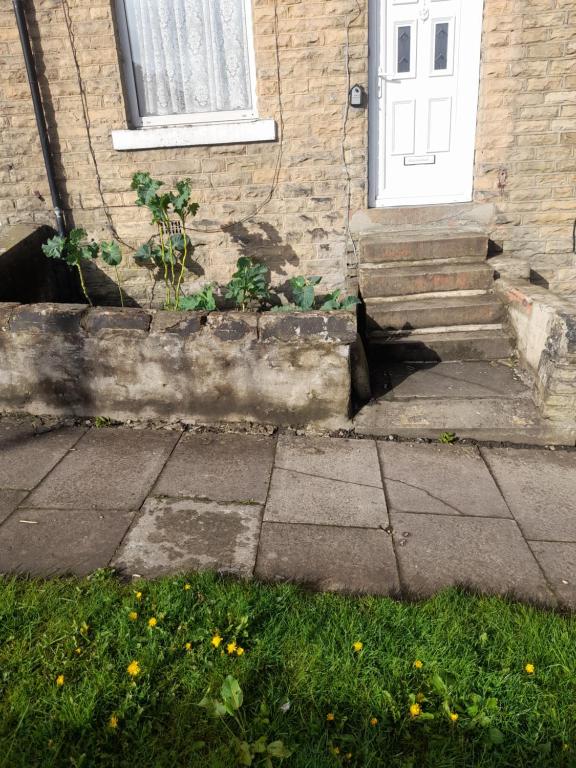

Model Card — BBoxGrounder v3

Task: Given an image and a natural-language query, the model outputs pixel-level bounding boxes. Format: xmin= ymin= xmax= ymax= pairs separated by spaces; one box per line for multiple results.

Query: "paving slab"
xmin=384 ymin=361 xmax=529 ymax=401
xmin=530 ymin=541 xmax=576 ymax=609
xmin=274 ymin=434 xmax=382 ymax=487
xmin=255 ymin=522 xmax=400 ymax=595
xmin=0 ymin=508 xmax=134 ymax=576
xmin=154 ymin=432 xmax=275 ymax=504
xmin=23 ymin=428 xmax=178 ymax=511
xmin=112 ymin=496 xmax=262 ymax=578
xmin=0 ymin=419 xmax=85 ymax=489
xmin=0 ymin=489 xmax=28 ymax=525
xmin=265 ymin=468 xmax=388 ymax=527
xmin=481 ymin=448 xmax=576 ymax=541
xmin=391 ymin=512 xmax=554 ymax=605
xmin=378 ymin=442 xmax=510 ymax=517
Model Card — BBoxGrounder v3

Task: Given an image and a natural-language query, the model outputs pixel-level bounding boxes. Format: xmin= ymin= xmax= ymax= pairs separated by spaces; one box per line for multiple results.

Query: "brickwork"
xmin=0 ymin=0 xmax=574 ymax=305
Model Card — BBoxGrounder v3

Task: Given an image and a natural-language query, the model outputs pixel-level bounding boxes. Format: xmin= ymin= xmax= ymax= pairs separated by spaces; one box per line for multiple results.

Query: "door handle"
xmin=377 ymin=69 xmax=398 ymax=98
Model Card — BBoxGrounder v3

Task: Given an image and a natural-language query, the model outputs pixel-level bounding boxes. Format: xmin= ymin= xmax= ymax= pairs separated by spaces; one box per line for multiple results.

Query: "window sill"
xmin=111 ymin=118 xmax=277 ymax=151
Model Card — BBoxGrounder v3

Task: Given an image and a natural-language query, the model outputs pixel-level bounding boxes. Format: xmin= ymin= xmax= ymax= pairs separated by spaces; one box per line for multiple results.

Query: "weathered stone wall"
xmin=498 ymin=280 xmax=576 ymax=427
xmin=0 ymin=303 xmax=356 ymax=427
xmin=0 ymin=0 xmax=575 ymax=305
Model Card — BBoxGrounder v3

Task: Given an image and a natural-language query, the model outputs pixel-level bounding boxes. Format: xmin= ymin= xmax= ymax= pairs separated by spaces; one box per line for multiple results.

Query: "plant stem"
xmin=158 ymin=225 xmax=170 ymax=309
xmin=175 ymin=217 xmax=187 ymax=309
xmin=167 ymin=230 xmax=176 ymax=306
xmin=76 ymin=262 xmax=92 ymax=306
xmin=114 ymin=266 xmax=125 ymax=308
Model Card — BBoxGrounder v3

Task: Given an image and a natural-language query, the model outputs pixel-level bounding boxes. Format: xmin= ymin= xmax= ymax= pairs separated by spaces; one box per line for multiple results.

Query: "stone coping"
xmin=0 ymin=302 xmax=357 ymax=345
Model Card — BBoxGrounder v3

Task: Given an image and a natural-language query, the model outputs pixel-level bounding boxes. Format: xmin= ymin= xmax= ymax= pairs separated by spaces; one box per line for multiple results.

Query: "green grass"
xmin=0 ymin=572 xmax=575 ymax=768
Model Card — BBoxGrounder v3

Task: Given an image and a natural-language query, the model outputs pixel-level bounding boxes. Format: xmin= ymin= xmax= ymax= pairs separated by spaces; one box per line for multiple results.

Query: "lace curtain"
xmin=123 ymin=0 xmax=253 ymax=117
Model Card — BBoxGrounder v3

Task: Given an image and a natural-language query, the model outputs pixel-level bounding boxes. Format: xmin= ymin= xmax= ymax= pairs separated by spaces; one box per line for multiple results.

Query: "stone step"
xmin=367 ymin=327 xmax=515 ymax=362
xmin=360 ymin=229 xmax=488 ymax=265
xmin=365 ymin=293 xmax=506 ymax=331
xmin=359 ymin=261 xmax=494 ymax=299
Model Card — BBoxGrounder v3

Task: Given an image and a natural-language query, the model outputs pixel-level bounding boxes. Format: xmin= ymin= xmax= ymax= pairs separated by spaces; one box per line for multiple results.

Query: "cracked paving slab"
xmin=112 ymin=496 xmax=263 ymax=578
xmin=379 ymin=441 xmax=511 ymax=517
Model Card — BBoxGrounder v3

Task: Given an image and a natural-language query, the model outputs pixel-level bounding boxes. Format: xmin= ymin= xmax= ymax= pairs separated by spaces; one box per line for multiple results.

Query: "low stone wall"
xmin=497 ymin=279 xmax=576 ymax=428
xmin=0 ymin=304 xmax=357 ymax=429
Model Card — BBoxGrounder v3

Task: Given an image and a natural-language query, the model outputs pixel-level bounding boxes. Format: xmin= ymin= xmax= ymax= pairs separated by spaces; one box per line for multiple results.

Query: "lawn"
xmin=0 ymin=572 xmax=574 ymax=768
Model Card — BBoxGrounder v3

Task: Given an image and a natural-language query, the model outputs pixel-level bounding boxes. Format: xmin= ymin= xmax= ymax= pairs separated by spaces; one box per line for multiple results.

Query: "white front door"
xmin=369 ymin=0 xmax=484 ymax=207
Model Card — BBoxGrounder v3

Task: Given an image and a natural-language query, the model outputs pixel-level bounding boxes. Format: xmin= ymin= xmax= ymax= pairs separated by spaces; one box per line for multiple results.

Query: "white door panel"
xmin=369 ymin=0 xmax=484 ymax=207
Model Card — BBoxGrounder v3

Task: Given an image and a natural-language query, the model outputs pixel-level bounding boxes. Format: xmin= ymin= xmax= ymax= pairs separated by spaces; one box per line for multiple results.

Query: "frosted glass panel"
xmin=434 ymin=22 xmax=449 ymax=71
xmin=123 ymin=0 xmax=253 ymax=117
xmin=397 ymin=26 xmax=412 ymax=74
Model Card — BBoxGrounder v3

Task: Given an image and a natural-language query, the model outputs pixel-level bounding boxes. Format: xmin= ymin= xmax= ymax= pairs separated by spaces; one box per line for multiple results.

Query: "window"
xmin=397 ymin=26 xmax=412 ymax=74
xmin=433 ymin=22 xmax=449 ymax=71
xmin=115 ymin=0 xmax=258 ymax=128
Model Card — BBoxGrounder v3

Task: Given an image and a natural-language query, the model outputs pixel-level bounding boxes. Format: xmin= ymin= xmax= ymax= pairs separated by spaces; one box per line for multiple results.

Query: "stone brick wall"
xmin=0 ymin=302 xmax=356 ymax=427
xmin=475 ymin=0 xmax=576 ymax=267
xmin=0 ymin=0 xmax=575 ymax=306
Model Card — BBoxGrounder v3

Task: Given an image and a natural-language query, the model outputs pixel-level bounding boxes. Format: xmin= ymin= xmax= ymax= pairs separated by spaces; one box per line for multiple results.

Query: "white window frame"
xmin=114 ymin=0 xmax=260 ymax=129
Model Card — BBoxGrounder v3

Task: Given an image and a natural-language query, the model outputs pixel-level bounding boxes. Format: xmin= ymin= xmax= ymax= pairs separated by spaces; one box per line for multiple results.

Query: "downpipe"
xmin=12 ymin=0 xmax=65 ymax=236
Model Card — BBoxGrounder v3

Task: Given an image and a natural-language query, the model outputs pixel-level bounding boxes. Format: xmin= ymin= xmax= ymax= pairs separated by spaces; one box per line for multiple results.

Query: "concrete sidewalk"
xmin=0 ymin=416 xmax=575 ymax=609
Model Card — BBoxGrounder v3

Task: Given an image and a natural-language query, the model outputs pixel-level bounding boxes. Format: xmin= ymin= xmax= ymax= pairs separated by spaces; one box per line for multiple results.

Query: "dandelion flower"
xmin=450 ymin=712 xmax=459 ymax=722
xmin=211 ymin=634 xmax=223 ymax=648
xmin=370 ymin=717 xmax=378 ymax=727
xmin=128 ymin=611 xmax=138 ymax=621
xmin=236 ymin=647 xmax=245 ymax=656
xmin=353 ymin=641 xmax=363 ymax=653
xmin=127 ymin=660 xmax=141 ymax=678
xmin=135 ymin=591 xmax=142 ymax=601
xmin=326 ymin=712 xmax=335 ymax=722
xmin=74 ymin=648 xmax=81 ymax=655
xmin=184 ymin=642 xmax=192 ymax=651
xmin=184 ymin=583 xmax=191 ymax=591
xmin=108 ymin=714 xmax=118 ymax=730
xmin=227 ymin=641 xmax=238 ymax=655
xmin=148 ymin=617 xmax=158 ymax=628
xmin=414 ymin=659 xmax=423 ymax=669
xmin=409 ymin=703 xmax=421 ymax=718
xmin=525 ymin=663 xmax=535 ymax=674
xmin=56 ymin=674 xmax=64 ymax=687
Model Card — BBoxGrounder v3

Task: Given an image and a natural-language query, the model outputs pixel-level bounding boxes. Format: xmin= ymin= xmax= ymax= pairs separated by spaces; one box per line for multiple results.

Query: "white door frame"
xmin=368 ymin=0 xmax=484 ymax=208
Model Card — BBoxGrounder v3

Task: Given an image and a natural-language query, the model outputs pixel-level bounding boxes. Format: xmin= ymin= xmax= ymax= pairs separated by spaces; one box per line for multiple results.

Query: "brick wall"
xmin=0 ymin=0 xmax=574 ymax=306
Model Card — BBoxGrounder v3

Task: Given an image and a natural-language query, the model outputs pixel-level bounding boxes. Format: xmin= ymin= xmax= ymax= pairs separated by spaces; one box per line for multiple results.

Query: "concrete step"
xmin=360 ymin=229 xmax=488 ymax=265
xmin=359 ymin=261 xmax=494 ymax=299
xmin=366 ymin=293 xmax=506 ymax=331
xmin=367 ymin=327 xmax=515 ymax=362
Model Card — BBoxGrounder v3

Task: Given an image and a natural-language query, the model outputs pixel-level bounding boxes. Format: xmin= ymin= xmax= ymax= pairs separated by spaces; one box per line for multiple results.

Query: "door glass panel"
xmin=434 ymin=22 xmax=449 ymax=71
xmin=397 ymin=26 xmax=412 ymax=73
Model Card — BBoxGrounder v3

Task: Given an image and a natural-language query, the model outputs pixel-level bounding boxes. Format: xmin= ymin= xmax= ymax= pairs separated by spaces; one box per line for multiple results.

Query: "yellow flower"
xmin=108 ymin=714 xmax=118 ymax=730
xmin=227 ymin=641 xmax=238 ymax=655
xmin=409 ymin=703 xmax=422 ymax=717
xmin=414 ymin=659 xmax=423 ymax=669
xmin=236 ymin=647 xmax=245 ymax=656
xmin=184 ymin=583 xmax=191 ymax=591
xmin=370 ymin=717 xmax=378 ymax=727
xmin=128 ymin=611 xmax=138 ymax=621
xmin=211 ymin=634 xmax=223 ymax=648
xmin=56 ymin=674 xmax=65 ymax=687
xmin=326 ymin=712 xmax=335 ymax=722
xmin=148 ymin=617 xmax=158 ymax=628
xmin=353 ymin=641 xmax=363 ymax=652
xmin=127 ymin=660 xmax=141 ymax=678
xmin=74 ymin=647 xmax=81 ymax=655
xmin=450 ymin=712 xmax=459 ymax=722
xmin=135 ymin=591 xmax=142 ymax=601
xmin=525 ymin=663 xmax=535 ymax=674
xmin=185 ymin=642 xmax=192 ymax=651
xmin=332 ymin=746 xmax=340 ymax=755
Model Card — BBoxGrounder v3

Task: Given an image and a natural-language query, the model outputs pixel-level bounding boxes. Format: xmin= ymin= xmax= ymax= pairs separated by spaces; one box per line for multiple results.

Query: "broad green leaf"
xmin=267 ymin=741 xmax=292 ymax=758
xmin=100 ymin=241 xmax=122 ymax=267
xmin=488 ymin=727 xmax=504 ymax=745
xmin=236 ymin=740 xmax=253 ymax=766
xmin=221 ymin=675 xmax=243 ymax=711
xmin=42 ymin=235 xmax=66 ymax=260
xmin=252 ymin=736 xmax=267 ymax=754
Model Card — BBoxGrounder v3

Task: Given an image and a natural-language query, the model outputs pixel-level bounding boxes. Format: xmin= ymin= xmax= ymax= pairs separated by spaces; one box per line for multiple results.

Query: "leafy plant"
xmin=199 ymin=675 xmax=292 ymax=766
xmin=100 ymin=241 xmax=124 ymax=307
xmin=319 ymin=289 xmax=360 ymax=311
xmin=290 ymin=275 xmax=322 ymax=310
xmin=131 ymin=172 xmax=199 ymax=310
xmin=225 ymin=257 xmax=270 ymax=311
xmin=439 ymin=432 xmax=458 ymax=444
xmin=179 ymin=284 xmax=217 ymax=312
xmin=42 ymin=228 xmax=99 ymax=305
